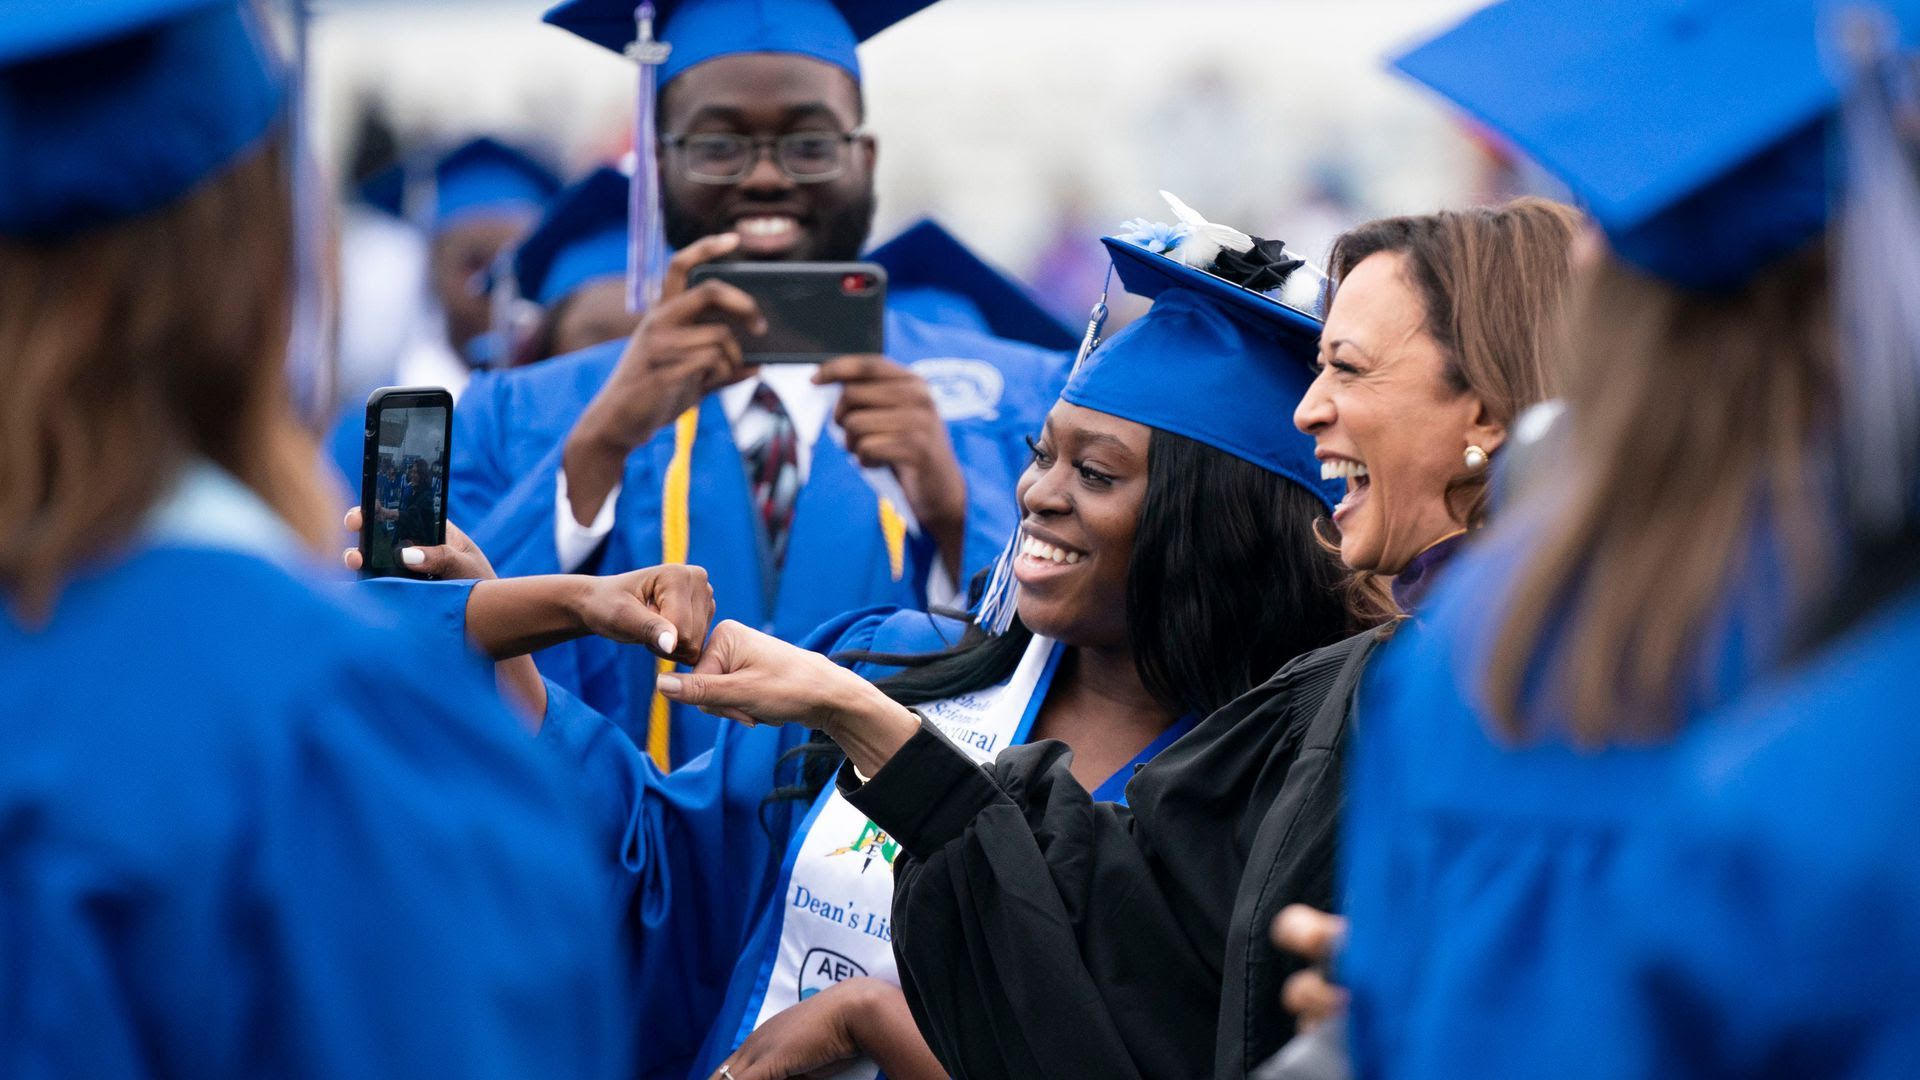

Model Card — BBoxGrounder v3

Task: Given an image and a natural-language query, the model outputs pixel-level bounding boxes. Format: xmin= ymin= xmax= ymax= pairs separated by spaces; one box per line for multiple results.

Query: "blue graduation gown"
xmin=517 ymin=607 xmax=932 ymax=1080
xmin=0 ymin=541 xmax=629 ymax=1078
xmin=451 ymin=306 xmax=1067 ymax=762
xmin=1604 ymin=584 xmax=1920 ymax=1079
xmin=1339 ymin=526 xmax=1789 ymax=1080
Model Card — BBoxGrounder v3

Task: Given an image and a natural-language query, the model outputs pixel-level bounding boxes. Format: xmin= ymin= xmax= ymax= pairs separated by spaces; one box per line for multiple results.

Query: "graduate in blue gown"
xmin=1599 ymin=38 xmax=1920 ymax=1077
xmin=0 ymin=3 xmax=625 ymax=1075
xmin=646 ymin=214 xmax=1367 ymax=1080
xmin=1329 ymin=1 xmax=1920 ymax=1075
xmin=322 ymin=135 xmax=561 ymax=490
xmin=454 ymin=0 xmax=1074 ymax=768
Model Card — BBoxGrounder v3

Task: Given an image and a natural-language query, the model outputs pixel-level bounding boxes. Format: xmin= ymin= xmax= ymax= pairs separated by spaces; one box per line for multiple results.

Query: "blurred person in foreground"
xmin=1276 ymin=1 xmax=1920 ymax=1077
xmin=451 ymin=0 xmax=1075 ymax=768
xmin=1587 ymin=13 xmax=1920 ymax=1079
xmin=651 ymin=195 xmax=1580 ymax=1080
xmin=0 ymin=1 xmax=631 ymax=1075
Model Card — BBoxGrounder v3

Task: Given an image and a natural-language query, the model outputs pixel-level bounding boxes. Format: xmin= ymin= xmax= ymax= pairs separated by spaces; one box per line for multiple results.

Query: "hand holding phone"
xmin=359 ymin=387 xmax=452 ymax=579
xmin=566 ymin=237 xmax=765 ymax=485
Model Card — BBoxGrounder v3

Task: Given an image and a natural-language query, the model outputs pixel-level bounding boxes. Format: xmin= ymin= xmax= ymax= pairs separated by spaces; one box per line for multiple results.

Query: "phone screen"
xmin=360 ymin=389 xmax=451 ymax=578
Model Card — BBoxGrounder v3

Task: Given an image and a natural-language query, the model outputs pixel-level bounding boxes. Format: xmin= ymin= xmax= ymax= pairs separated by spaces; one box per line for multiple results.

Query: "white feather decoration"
xmin=1158 ymin=189 xmax=1253 ymax=269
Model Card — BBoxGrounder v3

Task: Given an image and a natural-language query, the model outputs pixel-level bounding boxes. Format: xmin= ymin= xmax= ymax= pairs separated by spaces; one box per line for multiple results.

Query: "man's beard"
xmin=662 ymin=188 xmax=877 ymax=261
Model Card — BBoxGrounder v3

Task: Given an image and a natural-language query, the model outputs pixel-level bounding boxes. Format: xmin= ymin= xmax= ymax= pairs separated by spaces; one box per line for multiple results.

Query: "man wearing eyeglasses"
xmin=448 ymin=0 xmax=1073 ymax=772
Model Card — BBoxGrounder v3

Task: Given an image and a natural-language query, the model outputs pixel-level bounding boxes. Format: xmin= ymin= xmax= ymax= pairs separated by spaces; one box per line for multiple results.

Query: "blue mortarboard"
xmin=869 ymin=220 xmax=1080 ymax=351
xmin=1394 ymin=0 xmax=1920 ymax=291
xmin=1066 ymin=236 xmax=1340 ymax=510
xmin=544 ymin=0 xmax=937 ymax=84
xmin=972 ymin=223 xmax=1340 ymax=634
xmin=0 ymin=0 xmax=284 ymax=238
xmin=431 ymin=137 xmax=560 ymax=233
xmin=513 ymin=167 xmax=631 ymax=307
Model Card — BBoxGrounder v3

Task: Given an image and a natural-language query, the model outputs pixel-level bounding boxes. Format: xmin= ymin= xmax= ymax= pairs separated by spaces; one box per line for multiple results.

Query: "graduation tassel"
xmin=1069 ymin=265 xmax=1114 ymax=376
xmin=1833 ymin=9 xmax=1920 ymax=539
xmin=484 ymin=249 xmax=522 ymax=370
xmin=277 ymin=0 xmax=334 ymax=428
xmin=626 ymin=3 xmax=671 ymax=312
xmin=974 ymin=273 xmax=1113 ymax=635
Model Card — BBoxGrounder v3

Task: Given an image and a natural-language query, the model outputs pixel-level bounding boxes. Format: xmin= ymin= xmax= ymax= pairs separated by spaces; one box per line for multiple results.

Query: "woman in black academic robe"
xmin=662 ymin=201 xmax=1580 ymax=1078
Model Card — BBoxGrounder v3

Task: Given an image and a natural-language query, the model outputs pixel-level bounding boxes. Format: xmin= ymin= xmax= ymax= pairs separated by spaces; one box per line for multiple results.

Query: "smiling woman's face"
xmin=1294 ymin=251 xmax=1500 ymax=575
xmin=1012 ymin=401 xmax=1151 ymax=650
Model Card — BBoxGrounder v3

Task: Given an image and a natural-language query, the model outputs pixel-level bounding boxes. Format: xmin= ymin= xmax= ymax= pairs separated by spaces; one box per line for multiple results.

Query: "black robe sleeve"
xmin=842 ymin=628 xmax=1382 ymax=1080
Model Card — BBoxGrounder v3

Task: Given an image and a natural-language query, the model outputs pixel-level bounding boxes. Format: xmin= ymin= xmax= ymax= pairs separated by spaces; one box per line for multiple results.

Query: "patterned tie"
xmin=742 ymin=381 xmax=801 ymax=567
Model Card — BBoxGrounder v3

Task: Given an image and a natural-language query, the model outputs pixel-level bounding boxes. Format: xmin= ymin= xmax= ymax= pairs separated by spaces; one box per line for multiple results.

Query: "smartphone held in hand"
xmin=358 ymin=386 xmax=452 ymax=579
xmin=688 ymin=261 xmax=886 ymax=363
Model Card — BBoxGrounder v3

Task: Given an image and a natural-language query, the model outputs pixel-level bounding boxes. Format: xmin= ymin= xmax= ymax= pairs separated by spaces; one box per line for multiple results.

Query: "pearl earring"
xmin=1464 ymin=445 xmax=1489 ymax=472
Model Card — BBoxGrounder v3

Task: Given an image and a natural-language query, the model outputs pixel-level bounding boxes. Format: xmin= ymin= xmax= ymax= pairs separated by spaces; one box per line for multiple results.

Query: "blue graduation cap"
xmin=544 ymin=0 xmax=939 ymax=84
xmin=512 ymin=167 xmax=630 ymax=307
xmin=974 ymin=205 xmax=1339 ymax=632
xmin=869 ymin=220 xmax=1080 ymax=352
xmin=1068 ymin=236 xmax=1339 ymax=509
xmin=1393 ymin=0 xmax=1920 ymax=291
xmin=430 ymin=137 xmax=560 ymax=233
xmin=0 ymin=0 xmax=284 ymax=238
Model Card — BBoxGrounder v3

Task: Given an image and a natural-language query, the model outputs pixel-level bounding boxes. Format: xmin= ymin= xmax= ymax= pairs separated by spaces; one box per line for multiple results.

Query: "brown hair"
xmin=1485 ymin=242 xmax=1835 ymax=743
xmin=1323 ymin=197 xmax=1584 ymax=620
xmin=0 ymin=133 xmax=335 ymax=618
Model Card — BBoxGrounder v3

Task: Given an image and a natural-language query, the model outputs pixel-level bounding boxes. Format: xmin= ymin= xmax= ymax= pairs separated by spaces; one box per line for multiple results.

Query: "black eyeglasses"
xmin=660 ymin=130 xmax=865 ymax=184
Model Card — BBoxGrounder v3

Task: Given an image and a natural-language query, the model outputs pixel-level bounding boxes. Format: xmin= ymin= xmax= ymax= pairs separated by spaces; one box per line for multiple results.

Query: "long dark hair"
xmin=765 ymin=427 xmax=1362 ymax=807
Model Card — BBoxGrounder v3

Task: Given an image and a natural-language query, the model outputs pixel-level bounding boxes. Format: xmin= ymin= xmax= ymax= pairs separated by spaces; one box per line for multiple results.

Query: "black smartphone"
xmin=358 ymin=386 xmax=452 ymax=579
xmin=687 ymin=261 xmax=886 ymax=363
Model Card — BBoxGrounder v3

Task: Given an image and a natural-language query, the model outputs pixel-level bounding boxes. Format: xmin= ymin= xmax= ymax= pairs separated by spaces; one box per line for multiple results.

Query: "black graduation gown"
xmin=841 ymin=626 xmax=1385 ymax=1080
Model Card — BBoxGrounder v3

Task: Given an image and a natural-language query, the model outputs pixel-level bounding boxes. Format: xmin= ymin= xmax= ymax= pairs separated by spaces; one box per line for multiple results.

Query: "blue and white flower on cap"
xmin=1113 ymin=191 xmax=1330 ymax=321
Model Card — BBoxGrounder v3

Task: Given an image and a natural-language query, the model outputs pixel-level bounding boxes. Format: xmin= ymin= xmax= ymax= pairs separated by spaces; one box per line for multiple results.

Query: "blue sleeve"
xmin=533 ymin=677 xmax=814 ymax=1078
xmin=449 ymin=368 xmax=514 ymax=533
xmin=345 ymin=576 xmax=489 ymax=679
xmin=251 ymin=653 xmax=630 ymax=1077
xmin=798 ymin=603 xmax=971 ymax=680
xmin=466 ymin=437 xmax=576 ymax=578
xmin=798 ymin=604 xmax=901 ymax=656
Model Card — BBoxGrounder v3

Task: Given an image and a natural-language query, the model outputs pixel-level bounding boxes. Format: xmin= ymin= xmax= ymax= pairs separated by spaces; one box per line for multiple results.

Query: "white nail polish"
xmin=656 ymin=675 xmax=682 ymax=695
xmin=401 ymin=548 xmax=425 ymax=567
xmin=658 ymin=630 xmax=677 ymax=655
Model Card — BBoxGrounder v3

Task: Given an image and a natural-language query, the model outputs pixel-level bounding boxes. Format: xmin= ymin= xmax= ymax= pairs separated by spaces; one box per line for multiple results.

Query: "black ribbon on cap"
xmin=1212 ymin=236 xmax=1305 ymax=293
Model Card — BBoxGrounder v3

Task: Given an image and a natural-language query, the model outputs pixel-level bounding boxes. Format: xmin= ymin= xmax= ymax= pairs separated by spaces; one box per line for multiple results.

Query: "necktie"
xmin=743 ymin=381 xmax=800 ymax=567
